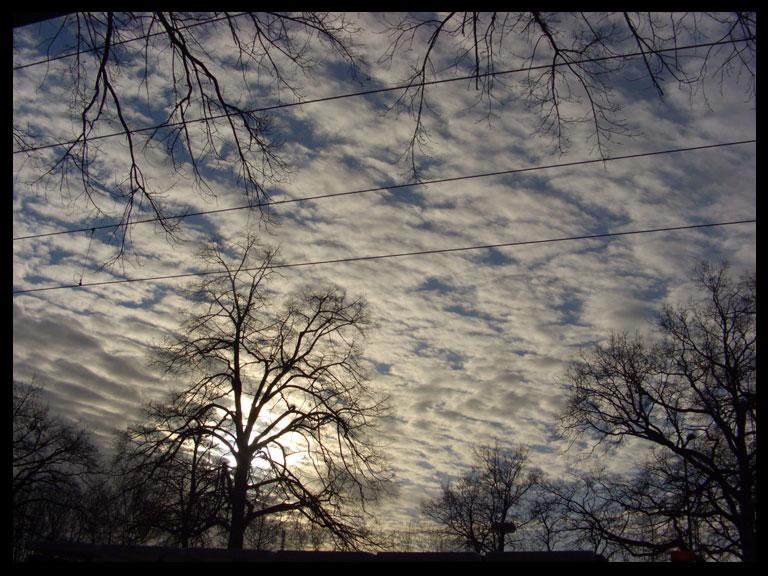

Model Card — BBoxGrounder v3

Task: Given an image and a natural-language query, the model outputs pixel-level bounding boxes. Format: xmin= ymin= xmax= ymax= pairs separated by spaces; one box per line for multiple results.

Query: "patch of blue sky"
xmin=13 ymin=18 xmax=76 ymax=58
xmin=629 ymin=273 xmax=670 ymax=303
xmin=551 ymin=297 xmax=585 ymax=327
xmin=111 ymin=286 xmax=169 ymax=310
xmin=278 ymin=111 xmax=343 ymax=154
xmin=381 ymin=184 xmax=429 ymax=210
xmin=530 ymin=441 xmax=559 ymax=457
xmin=412 ymin=341 xmax=466 ymax=372
xmin=469 ymin=247 xmax=518 ymax=267
xmin=13 ymin=272 xmax=59 ymax=292
xmin=334 ymin=152 xmax=400 ymax=188
xmin=320 ymin=58 xmax=370 ymax=88
xmin=481 ymin=419 xmax=519 ymax=439
xmin=415 ymin=275 xmax=453 ymax=293
xmin=525 ymin=171 xmax=632 ymax=229
xmin=369 ymin=359 xmax=393 ymax=376
xmin=14 ymin=204 xmax=79 ymax=240
xmin=175 ymin=212 xmax=221 ymax=244
xmin=443 ymin=303 xmax=501 ymax=334
xmin=37 ymin=244 xmax=80 ymax=267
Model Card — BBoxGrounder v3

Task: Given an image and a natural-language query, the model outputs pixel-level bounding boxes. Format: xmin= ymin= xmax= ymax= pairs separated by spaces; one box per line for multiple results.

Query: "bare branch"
xmin=132 ymin=235 xmax=393 ymax=549
xmin=555 ymin=262 xmax=755 ymax=561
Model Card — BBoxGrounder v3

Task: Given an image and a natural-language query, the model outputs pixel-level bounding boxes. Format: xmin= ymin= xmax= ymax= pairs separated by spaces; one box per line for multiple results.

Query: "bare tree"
xmin=525 ymin=468 xmax=679 ymax=561
xmin=13 ymin=12 xmax=364 ymax=264
xmin=114 ymin=416 xmax=230 ymax=548
xmin=12 ymin=381 xmax=101 ymax=560
xmin=525 ymin=481 xmax=571 ymax=553
xmin=378 ymin=12 xmax=756 ymax=178
xmin=139 ymin=234 xmax=392 ymax=550
xmin=421 ymin=442 xmax=541 ymax=553
xmin=556 ymin=262 xmax=756 ymax=561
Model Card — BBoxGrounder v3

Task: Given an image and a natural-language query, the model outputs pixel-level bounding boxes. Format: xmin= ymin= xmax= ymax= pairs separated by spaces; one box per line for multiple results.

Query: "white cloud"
xmin=13 ymin=13 xmax=755 ymax=533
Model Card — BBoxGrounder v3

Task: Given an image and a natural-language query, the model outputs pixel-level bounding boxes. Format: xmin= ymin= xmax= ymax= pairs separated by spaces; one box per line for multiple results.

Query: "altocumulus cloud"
xmin=13 ymin=13 xmax=755 ymax=528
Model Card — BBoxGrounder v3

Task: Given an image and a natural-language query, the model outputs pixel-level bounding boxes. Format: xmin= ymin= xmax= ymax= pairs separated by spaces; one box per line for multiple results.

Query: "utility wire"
xmin=12 ymin=25 xmax=756 ymax=295
xmin=12 ymin=220 xmax=756 ymax=295
xmin=12 ymin=37 xmax=754 ymax=156
xmin=12 ymin=12 xmax=247 ymax=71
xmin=13 ymin=13 xmax=752 ymax=75
xmin=12 ymin=139 xmax=756 ymax=242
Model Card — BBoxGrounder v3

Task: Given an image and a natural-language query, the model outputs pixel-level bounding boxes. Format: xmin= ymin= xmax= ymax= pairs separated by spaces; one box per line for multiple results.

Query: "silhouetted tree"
xmin=114 ymin=417 xmax=230 ymax=547
xmin=525 ymin=469 xmax=663 ymax=561
xmin=525 ymin=481 xmax=569 ymax=553
xmin=12 ymin=381 xmax=101 ymax=560
xmin=557 ymin=262 xmax=756 ymax=561
xmin=422 ymin=442 xmax=541 ymax=553
xmin=136 ymin=234 xmax=393 ymax=550
xmin=70 ymin=469 xmax=151 ymax=546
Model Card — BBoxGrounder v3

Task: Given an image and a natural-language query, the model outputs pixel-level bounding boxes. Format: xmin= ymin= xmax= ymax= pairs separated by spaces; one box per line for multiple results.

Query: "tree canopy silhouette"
xmin=422 ymin=442 xmax=541 ymax=553
xmin=121 ymin=234 xmax=393 ymax=549
xmin=13 ymin=12 xmax=363 ymax=263
xmin=379 ymin=12 xmax=755 ymax=177
xmin=12 ymin=381 xmax=101 ymax=560
xmin=556 ymin=261 xmax=756 ymax=561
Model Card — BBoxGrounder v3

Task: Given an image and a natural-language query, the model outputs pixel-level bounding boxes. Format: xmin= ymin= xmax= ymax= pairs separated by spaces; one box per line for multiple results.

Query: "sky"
xmin=13 ymin=13 xmax=756 ymax=532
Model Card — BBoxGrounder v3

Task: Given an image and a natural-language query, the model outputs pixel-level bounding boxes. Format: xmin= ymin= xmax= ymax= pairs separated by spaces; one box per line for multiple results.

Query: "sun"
xmin=206 ymin=391 xmax=308 ymax=472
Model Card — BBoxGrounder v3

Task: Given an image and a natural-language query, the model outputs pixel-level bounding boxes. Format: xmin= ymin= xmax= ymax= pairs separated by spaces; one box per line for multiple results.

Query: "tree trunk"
xmin=227 ymin=461 xmax=250 ymax=549
xmin=737 ymin=492 xmax=756 ymax=561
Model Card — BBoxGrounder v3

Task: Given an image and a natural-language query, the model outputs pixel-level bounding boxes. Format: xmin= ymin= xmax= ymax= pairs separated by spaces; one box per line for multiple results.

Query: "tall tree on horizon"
xmin=124 ymin=234 xmax=393 ymax=549
xmin=557 ymin=261 xmax=756 ymax=561
xmin=422 ymin=442 xmax=541 ymax=553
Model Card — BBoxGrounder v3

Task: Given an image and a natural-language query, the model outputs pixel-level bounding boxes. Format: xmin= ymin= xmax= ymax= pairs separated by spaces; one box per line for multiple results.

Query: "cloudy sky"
xmin=13 ymin=13 xmax=755 ymax=530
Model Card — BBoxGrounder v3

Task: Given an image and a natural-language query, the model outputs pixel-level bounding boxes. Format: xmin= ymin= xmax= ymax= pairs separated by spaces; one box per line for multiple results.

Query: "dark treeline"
xmin=14 ymin=12 xmax=755 ymax=561
xmin=12 ymin=383 xmax=352 ymax=559
xmin=13 ymin=261 xmax=754 ymax=561
xmin=420 ymin=262 xmax=755 ymax=562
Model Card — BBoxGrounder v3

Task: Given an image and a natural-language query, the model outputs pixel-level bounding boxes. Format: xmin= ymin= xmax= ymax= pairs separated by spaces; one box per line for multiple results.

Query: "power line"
xmin=13 ymin=13 xmax=752 ymax=76
xmin=12 ymin=37 xmax=754 ymax=156
xmin=12 ymin=139 xmax=756 ymax=242
xmin=12 ymin=22 xmax=756 ymax=298
xmin=12 ymin=12 xmax=246 ymax=71
xmin=12 ymin=220 xmax=756 ymax=295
